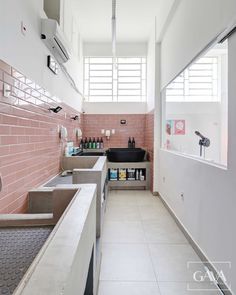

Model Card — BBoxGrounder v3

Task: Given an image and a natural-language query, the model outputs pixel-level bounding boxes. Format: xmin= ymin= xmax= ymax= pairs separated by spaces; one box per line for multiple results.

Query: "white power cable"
xmin=60 ymin=63 xmax=85 ymax=100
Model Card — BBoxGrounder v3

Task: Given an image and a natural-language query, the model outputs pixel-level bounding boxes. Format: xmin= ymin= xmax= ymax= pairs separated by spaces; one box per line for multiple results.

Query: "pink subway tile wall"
xmin=0 ymin=60 xmax=82 ymax=214
xmin=145 ymin=111 xmax=154 ymax=191
xmin=83 ymin=113 xmax=155 ymax=191
xmin=83 ymin=114 xmax=146 ymax=148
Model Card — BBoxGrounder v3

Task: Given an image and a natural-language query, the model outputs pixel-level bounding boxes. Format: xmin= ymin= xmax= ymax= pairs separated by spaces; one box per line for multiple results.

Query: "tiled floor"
xmin=98 ymin=190 xmax=222 ymax=295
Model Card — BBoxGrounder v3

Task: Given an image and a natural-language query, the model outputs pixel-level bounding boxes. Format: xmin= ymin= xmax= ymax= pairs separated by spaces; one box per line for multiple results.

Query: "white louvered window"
xmin=166 ymin=56 xmax=219 ymax=102
xmin=84 ymin=57 xmax=146 ymax=102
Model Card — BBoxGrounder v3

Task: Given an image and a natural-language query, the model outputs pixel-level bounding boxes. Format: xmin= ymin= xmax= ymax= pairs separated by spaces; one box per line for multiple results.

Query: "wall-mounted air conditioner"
xmin=41 ymin=19 xmax=71 ymax=64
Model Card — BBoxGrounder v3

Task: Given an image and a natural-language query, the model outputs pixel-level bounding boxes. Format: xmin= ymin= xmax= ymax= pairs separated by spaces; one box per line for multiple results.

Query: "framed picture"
xmin=174 ymin=120 xmax=185 ymax=135
xmin=166 ymin=120 xmax=174 ymax=135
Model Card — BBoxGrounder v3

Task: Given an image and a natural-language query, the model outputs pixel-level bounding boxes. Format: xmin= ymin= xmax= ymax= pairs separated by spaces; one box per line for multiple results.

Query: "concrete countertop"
xmin=14 ymin=184 xmax=97 ymax=295
xmin=44 ymin=174 xmax=73 ymax=187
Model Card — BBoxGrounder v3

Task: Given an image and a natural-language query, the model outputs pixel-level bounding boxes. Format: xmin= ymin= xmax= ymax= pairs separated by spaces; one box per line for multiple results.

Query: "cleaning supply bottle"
xmin=96 ymin=137 xmax=100 ymax=149
xmin=128 ymin=137 xmax=132 ymax=148
xmin=88 ymin=137 xmax=92 ymax=149
xmin=132 ymin=137 xmax=135 ymax=148
xmin=100 ymin=137 xmax=104 ymax=149
xmin=93 ymin=137 xmax=96 ymax=149
xmin=84 ymin=137 xmax=88 ymax=149
xmin=80 ymin=138 xmax=84 ymax=149
xmin=136 ymin=169 xmax=139 ymax=180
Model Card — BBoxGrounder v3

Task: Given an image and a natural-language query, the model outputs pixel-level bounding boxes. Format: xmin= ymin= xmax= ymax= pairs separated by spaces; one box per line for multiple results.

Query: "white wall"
xmin=146 ymin=26 xmax=156 ymax=112
xmin=165 ymin=102 xmax=222 ymax=163
xmin=0 ymin=0 xmax=83 ymax=111
xmin=83 ymin=42 xmax=147 ymax=57
xmin=161 ymin=0 xmax=236 ymax=89
xmin=83 ymin=102 xmax=147 ymax=114
xmin=158 ymin=2 xmax=236 ymax=292
xmin=153 ymin=43 xmax=161 ymax=192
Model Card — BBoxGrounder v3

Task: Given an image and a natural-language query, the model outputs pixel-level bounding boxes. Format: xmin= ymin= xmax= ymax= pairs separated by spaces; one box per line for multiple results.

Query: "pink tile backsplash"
xmin=0 ymin=59 xmax=82 ymax=214
xmin=83 ymin=114 xmax=146 ymax=148
xmin=0 ymin=58 xmax=155 ymax=213
xmin=83 ymin=112 xmax=155 ymax=191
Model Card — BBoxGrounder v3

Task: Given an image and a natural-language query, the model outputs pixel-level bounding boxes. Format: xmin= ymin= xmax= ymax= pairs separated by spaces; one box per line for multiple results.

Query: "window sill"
xmin=160 ymin=148 xmax=228 ymax=171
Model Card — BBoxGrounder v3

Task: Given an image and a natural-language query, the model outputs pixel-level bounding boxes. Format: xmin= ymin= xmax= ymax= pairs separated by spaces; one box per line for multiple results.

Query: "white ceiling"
xmin=72 ymin=0 xmax=177 ymax=42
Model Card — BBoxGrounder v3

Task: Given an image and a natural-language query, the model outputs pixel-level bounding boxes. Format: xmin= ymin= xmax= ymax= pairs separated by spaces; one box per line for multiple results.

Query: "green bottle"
xmin=88 ymin=137 xmax=92 ymax=149
xmin=92 ymin=137 xmax=96 ymax=149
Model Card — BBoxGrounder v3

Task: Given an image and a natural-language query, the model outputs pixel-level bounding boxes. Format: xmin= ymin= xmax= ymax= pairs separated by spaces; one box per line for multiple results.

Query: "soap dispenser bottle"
xmin=128 ymin=137 xmax=132 ymax=148
xmin=80 ymin=138 xmax=84 ymax=150
xmin=84 ymin=137 xmax=88 ymax=149
xmin=100 ymin=137 xmax=104 ymax=149
xmin=96 ymin=137 xmax=100 ymax=149
xmin=132 ymin=137 xmax=135 ymax=148
xmin=88 ymin=137 xmax=92 ymax=149
xmin=92 ymin=137 xmax=96 ymax=149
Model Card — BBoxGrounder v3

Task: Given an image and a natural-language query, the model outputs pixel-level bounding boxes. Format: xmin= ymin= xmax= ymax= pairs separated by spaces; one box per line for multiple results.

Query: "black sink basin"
xmin=106 ymin=148 xmax=146 ymax=162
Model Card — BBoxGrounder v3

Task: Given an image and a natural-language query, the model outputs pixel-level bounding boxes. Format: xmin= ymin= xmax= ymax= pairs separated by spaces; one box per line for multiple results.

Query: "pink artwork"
xmin=174 ymin=120 xmax=185 ymax=135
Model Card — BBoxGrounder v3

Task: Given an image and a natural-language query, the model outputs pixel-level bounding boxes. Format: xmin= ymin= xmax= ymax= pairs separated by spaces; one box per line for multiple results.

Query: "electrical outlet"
xmin=3 ymin=83 xmax=11 ymax=97
xmin=101 ymin=129 xmax=105 ymax=134
xmin=163 ymin=176 xmax=166 ymax=183
xmin=180 ymin=192 xmax=184 ymax=201
xmin=111 ymin=129 xmax=115 ymax=134
xmin=21 ymin=21 xmax=27 ymax=36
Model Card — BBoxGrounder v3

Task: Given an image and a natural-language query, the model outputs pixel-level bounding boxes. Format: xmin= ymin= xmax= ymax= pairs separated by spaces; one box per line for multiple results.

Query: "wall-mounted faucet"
xmin=195 ymin=131 xmax=211 ymax=157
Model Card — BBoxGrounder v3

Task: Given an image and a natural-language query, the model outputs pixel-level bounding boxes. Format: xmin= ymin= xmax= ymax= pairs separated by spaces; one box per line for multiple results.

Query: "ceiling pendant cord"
xmin=112 ymin=0 xmax=117 ymax=61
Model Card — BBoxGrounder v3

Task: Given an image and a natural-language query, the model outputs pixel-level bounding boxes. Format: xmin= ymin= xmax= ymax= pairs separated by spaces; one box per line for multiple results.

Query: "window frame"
xmin=166 ymin=56 xmax=220 ymax=103
xmin=83 ymin=56 xmax=147 ymax=102
xmin=161 ymin=39 xmax=228 ymax=169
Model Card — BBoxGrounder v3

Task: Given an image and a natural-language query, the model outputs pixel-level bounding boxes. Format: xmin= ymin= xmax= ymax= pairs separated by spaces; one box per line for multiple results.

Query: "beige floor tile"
xmin=142 ymin=219 xmax=188 ymax=244
xmin=102 ymin=221 xmax=146 ymax=243
xmin=106 ymin=198 xmax=138 ymax=208
xmin=148 ymin=244 xmax=206 ymax=282
xmin=100 ymin=243 xmax=156 ymax=281
xmin=136 ymin=195 xmax=162 ymax=206
xmin=98 ymin=281 xmax=161 ymax=295
xmin=104 ymin=205 xmax=141 ymax=222
xmin=139 ymin=203 xmax=169 ymax=221
xmin=107 ymin=193 xmax=140 ymax=206
xmin=158 ymin=282 xmax=222 ymax=294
